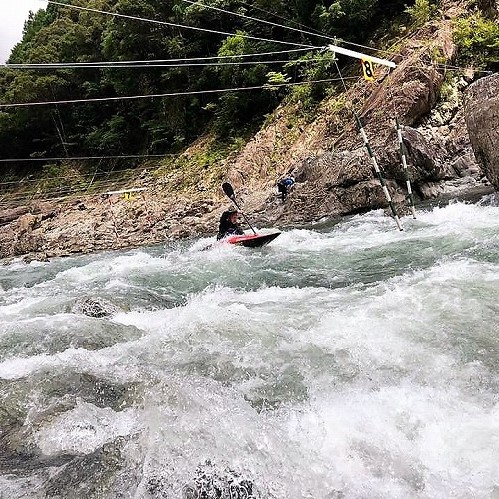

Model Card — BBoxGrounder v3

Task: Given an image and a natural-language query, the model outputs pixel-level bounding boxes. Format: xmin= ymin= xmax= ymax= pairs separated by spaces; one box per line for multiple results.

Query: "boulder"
xmin=0 ymin=206 xmax=29 ymax=226
xmin=71 ymin=297 xmax=121 ymax=318
xmin=465 ymin=73 xmax=499 ymax=190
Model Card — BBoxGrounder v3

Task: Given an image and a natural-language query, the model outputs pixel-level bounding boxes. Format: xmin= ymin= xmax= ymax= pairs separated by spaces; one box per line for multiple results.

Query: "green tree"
xmin=453 ymin=12 xmax=499 ymax=70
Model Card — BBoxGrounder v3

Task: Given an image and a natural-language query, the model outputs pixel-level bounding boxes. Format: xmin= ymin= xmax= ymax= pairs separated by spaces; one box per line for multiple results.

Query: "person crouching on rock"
xmin=277 ymin=176 xmax=295 ymax=202
xmin=217 ymin=209 xmax=244 ymax=240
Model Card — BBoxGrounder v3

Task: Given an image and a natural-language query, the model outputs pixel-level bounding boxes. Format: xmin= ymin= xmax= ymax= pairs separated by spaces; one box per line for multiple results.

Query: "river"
xmin=1 ymin=194 xmax=499 ymax=498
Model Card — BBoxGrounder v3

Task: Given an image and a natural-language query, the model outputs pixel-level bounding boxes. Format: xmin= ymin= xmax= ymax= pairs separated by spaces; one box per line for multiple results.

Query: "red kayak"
xmin=223 ymin=232 xmax=281 ymax=248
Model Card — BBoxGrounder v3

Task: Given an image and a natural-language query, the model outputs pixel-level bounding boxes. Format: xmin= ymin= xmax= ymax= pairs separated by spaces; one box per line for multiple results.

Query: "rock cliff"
xmin=465 ymin=73 xmax=499 ymax=190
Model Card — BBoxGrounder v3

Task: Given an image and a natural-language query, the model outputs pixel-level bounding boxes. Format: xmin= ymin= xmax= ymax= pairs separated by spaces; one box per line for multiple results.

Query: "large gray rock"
xmin=465 ymin=73 xmax=499 ymax=190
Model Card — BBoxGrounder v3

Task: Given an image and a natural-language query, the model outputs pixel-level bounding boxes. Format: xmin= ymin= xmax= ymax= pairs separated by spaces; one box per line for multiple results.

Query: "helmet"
xmin=221 ymin=209 xmax=238 ymax=222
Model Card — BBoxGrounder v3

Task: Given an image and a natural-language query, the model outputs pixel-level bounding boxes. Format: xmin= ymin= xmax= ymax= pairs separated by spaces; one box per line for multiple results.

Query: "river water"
xmin=1 ymin=195 xmax=499 ymax=498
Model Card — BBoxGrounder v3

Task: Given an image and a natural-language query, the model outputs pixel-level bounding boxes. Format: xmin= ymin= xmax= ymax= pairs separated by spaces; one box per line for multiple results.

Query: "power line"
xmin=3 ymin=57 xmax=326 ymax=70
xmin=336 ymin=38 xmax=494 ymax=76
xmin=182 ymin=0 xmax=407 ymax=68
xmin=430 ymin=63 xmax=494 ymax=75
xmin=1 ymin=47 xmax=313 ymax=69
xmin=46 ymin=0 xmax=319 ymax=49
xmin=0 ymin=176 xmax=143 ymax=191
xmin=0 ymin=182 xmax=145 ymax=205
xmin=0 ymin=77 xmax=358 ymax=109
xmin=0 ymin=154 xmax=175 ymax=164
xmin=27 ymin=3 xmax=492 ymax=88
xmin=236 ymin=0 xmax=328 ymax=38
xmin=0 ymin=182 xmax=124 ymax=197
xmin=3 ymin=176 xmax=136 ymax=189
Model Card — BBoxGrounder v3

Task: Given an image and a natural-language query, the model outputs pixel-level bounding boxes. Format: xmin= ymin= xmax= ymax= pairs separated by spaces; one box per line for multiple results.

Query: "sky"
xmin=0 ymin=1 xmax=48 ymax=63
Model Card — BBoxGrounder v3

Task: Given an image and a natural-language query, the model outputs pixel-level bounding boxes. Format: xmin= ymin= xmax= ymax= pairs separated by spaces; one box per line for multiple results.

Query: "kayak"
xmin=223 ymin=232 xmax=281 ymax=248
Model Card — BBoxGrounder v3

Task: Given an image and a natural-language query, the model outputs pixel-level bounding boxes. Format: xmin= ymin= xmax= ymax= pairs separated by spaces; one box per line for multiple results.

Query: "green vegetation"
xmin=453 ymin=12 xmax=499 ymax=70
xmin=153 ymin=134 xmax=246 ymax=192
xmin=404 ymin=0 xmax=437 ymax=27
xmin=1 ymin=0 xmax=415 ymax=180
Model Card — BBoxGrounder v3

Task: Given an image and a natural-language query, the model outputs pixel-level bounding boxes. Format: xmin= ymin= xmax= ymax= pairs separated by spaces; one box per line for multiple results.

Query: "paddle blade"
xmin=221 ymin=182 xmax=235 ymax=200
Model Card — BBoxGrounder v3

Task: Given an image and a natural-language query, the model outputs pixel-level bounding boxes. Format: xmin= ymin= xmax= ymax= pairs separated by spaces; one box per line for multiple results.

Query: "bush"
xmin=453 ymin=12 xmax=499 ymax=69
xmin=404 ymin=0 xmax=436 ymax=27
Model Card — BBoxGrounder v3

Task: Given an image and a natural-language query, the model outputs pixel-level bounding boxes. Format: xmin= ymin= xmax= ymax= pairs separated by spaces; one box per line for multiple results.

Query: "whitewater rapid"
xmin=1 ymin=196 xmax=499 ymax=498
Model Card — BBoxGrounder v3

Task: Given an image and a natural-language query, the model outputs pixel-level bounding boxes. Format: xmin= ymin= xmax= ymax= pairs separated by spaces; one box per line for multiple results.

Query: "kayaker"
xmin=217 ymin=209 xmax=244 ymax=240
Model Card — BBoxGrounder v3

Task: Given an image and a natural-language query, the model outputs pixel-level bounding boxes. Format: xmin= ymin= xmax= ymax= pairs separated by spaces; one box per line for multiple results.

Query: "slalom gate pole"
xmin=395 ymin=118 xmax=416 ymax=219
xmin=354 ymin=112 xmax=403 ymax=231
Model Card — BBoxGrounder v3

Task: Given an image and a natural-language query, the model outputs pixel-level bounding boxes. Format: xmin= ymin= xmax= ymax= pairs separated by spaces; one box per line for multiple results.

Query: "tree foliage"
xmin=453 ymin=12 xmax=499 ymax=70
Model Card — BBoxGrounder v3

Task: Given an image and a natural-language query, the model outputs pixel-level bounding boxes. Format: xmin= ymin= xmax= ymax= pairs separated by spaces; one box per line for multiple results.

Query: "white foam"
xmin=1 ymin=199 xmax=499 ymax=497
xmin=34 ymin=401 xmax=140 ymax=455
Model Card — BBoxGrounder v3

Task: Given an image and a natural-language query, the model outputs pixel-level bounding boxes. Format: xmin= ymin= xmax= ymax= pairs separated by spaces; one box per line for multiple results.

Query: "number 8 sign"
xmin=361 ymin=58 xmax=375 ymax=81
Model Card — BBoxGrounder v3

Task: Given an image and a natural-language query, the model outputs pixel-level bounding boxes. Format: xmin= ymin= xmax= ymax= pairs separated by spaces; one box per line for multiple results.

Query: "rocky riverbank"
xmin=0 ymin=174 xmax=494 ymax=265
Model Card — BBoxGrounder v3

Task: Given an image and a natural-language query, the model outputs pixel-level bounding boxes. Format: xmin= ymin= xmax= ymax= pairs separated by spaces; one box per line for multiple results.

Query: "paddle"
xmin=221 ymin=182 xmax=257 ymax=234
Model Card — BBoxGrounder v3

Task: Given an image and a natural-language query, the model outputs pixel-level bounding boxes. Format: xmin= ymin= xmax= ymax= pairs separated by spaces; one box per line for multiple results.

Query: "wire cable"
xmin=1 ymin=47 xmax=314 ymax=69
xmin=204 ymin=0 xmax=411 ymax=65
xmin=3 ymin=57 xmax=326 ymax=70
xmin=0 ymin=76 xmax=358 ymax=108
xmin=0 ymin=155 xmax=176 ymax=165
xmin=236 ymin=0 xmax=328 ymax=38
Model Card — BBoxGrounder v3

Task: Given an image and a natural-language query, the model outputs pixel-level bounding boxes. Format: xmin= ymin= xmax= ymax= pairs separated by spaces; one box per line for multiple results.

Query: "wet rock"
xmin=185 ymin=462 xmax=258 ymax=499
xmin=147 ymin=461 xmax=260 ymax=499
xmin=71 ymin=297 xmax=121 ymax=318
xmin=0 ymin=408 xmax=74 ymax=475
xmin=43 ymin=437 xmax=128 ymax=499
xmin=23 ymin=252 xmax=50 ymax=263
xmin=399 ymin=126 xmax=453 ymax=182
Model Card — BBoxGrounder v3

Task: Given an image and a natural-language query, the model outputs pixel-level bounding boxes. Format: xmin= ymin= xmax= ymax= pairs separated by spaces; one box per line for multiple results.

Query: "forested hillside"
xmin=0 ymin=0 xmax=419 ymax=168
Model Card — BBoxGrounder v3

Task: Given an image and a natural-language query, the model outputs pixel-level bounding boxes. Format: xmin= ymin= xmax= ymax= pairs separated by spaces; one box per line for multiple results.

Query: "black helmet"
xmin=221 ymin=209 xmax=238 ymax=222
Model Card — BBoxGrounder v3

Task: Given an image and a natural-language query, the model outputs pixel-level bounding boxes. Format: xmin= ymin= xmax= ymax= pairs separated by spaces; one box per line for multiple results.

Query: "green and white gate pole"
xmin=395 ymin=118 xmax=416 ymax=219
xmin=354 ymin=112 xmax=403 ymax=231
xmin=326 ymin=43 xmax=401 ymax=229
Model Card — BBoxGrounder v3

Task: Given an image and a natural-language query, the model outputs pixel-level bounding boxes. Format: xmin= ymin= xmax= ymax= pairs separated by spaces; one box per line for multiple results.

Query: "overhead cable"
xmin=1 ymin=47 xmax=313 ymax=69
xmin=0 ymin=155 xmax=175 ymax=164
xmin=3 ymin=57 xmax=327 ymax=70
xmin=0 ymin=77 xmax=358 ymax=108
xmin=181 ymin=0 xmax=415 ymax=67
xmin=236 ymin=0 xmax=329 ymax=38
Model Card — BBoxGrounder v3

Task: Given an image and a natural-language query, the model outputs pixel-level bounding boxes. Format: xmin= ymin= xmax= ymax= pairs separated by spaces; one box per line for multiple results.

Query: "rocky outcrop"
xmin=464 ymin=73 xmax=499 ymax=190
xmin=0 ymin=194 xmax=217 ymax=261
xmin=220 ymin=9 xmax=488 ymax=228
xmin=0 ymin=206 xmax=30 ymax=225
